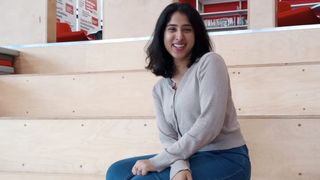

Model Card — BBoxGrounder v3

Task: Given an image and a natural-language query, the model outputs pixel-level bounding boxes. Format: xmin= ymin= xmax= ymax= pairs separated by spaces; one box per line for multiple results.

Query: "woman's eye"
xmin=167 ymin=28 xmax=176 ymax=32
xmin=183 ymin=28 xmax=193 ymax=32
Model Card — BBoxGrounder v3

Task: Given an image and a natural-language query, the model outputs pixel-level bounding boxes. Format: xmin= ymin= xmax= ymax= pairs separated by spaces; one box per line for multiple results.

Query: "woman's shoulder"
xmin=154 ymin=77 xmax=167 ymax=87
xmin=195 ymin=52 xmax=226 ymax=70
xmin=198 ymin=52 xmax=225 ymax=64
xmin=152 ymin=77 xmax=168 ymax=94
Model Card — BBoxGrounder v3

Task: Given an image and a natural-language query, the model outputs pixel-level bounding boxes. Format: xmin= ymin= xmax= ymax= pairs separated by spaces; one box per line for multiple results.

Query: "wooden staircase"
xmin=1 ymin=25 xmax=320 ymax=180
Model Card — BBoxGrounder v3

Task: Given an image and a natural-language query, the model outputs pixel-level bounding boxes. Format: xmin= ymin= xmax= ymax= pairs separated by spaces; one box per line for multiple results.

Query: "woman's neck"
xmin=172 ymin=58 xmax=189 ymax=83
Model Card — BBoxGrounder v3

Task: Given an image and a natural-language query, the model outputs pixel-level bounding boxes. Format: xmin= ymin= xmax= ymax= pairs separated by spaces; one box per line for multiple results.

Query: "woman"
xmin=106 ymin=3 xmax=251 ymax=180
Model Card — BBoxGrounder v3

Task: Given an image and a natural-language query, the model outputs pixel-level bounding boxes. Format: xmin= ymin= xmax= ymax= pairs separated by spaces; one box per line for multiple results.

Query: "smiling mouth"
xmin=173 ymin=44 xmax=185 ymax=49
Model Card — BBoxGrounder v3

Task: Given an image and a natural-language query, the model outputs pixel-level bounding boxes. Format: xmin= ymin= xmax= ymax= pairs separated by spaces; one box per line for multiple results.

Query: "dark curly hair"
xmin=145 ymin=2 xmax=212 ymax=78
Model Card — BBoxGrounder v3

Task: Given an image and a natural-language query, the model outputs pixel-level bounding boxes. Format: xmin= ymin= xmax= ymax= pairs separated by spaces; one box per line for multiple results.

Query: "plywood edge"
xmin=12 ymin=26 xmax=320 ymax=74
xmin=0 ymin=171 xmax=103 ymax=180
xmin=0 ymin=118 xmax=319 ymax=179
xmin=0 ymin=47 xmax=20 ymax=56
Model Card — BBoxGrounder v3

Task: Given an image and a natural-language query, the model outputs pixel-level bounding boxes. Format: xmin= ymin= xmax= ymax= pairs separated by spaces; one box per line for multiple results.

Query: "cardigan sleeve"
xmin=149 ymin=53 xmax=230 ymax=172
xmin=150 ymin=87 xmax=190 ymax=179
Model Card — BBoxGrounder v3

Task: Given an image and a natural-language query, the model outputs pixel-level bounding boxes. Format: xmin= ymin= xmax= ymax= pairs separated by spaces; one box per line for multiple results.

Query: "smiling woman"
xmin=106 ymin=3 xmax=251 ymax=180
xmin=163 ymin=12 xmax=195 ymax=67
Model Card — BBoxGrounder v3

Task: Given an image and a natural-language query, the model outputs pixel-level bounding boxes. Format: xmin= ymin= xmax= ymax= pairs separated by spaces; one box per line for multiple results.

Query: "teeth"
xmin=173 ymin=44 xmax=185 ymax=48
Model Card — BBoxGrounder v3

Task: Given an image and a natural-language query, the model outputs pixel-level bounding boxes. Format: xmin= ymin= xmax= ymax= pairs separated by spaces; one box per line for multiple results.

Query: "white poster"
xmin=56 ymin=0 xmax=77 ymax=31
xmin=78 ymin=0 xmax=101 ymax=34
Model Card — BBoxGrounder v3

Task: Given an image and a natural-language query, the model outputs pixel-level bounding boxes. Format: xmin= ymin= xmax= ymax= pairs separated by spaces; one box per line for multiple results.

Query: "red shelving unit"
xmin=180 ymin=0 xmax=248 ymax=31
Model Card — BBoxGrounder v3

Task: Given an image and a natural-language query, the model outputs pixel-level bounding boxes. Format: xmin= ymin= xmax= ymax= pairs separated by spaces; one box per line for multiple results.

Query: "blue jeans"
xmin=106 ymin=145 xmax=251 ymax=180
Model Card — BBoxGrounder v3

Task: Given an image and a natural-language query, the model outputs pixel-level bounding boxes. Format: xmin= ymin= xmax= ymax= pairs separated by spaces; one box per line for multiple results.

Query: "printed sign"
xmin=78 ymin=0 xmax=101 ymax=34
xmin=56 ymin=0 xmax=77 ymax=31
xmin=56 ymin=0 xmax=102 ymax=34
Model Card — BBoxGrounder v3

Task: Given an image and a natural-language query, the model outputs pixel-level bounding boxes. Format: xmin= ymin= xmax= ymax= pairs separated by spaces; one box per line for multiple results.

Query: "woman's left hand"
xmin=132 ymin=159 xmax=155 ymax=176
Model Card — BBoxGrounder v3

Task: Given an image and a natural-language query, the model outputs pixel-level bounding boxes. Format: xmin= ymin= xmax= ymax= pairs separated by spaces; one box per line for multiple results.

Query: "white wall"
xmin=0 ymin=0 xmax=56 ymax=46
xmin=248 ymin=0 xmax=276 ymax=29
xmin=103 ymin=0 xmax=174 ymax=39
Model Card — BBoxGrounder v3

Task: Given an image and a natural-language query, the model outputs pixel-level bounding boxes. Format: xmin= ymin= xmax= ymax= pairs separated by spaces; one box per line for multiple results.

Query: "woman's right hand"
xmin=172 ymin=170 xmax=193 ymax=180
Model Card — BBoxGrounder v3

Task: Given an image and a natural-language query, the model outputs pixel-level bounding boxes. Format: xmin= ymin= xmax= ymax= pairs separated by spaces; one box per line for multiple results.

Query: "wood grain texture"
xmin=0 ymin=119 xmax=160 ymax=175
xmin=14 ymin=26 xmax=320 ymax=74
xmin=0 ymin=172 xmax=103 ymax=180
xmin=1 ymin=64 xmax=319 ymax=117
xmin=230 ymin=64 xmax=320 ymax=116
xmin=240 ymin=118 xmax=320 ymax=180
xmin=15 ymin=40 xmax=148 ymax=74
xmin=0 ymin=71 xmax=158 ymax=118
xmin=0 ymin=118 xmax=319 ymax=180
xmin=248 ymin=0 xmax=275 ymax=28
xmin=0 ymin=0 xmax=49 ymax=45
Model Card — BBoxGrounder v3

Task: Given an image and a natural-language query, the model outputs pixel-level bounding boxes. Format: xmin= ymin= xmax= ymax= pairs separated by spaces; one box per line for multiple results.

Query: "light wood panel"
xmin=13 ymin=26 xmax=320 ymax=74
xmin=15 ymin=40 xmax=148 ymax=74
xmin=212 ymin=26 xmax=320 ymax=66
xmin=230 ymin=64 xmax=320 ymax=116
xmin=0 ymin=172 xmax=103 ymax=180
xmin=240 ymin=118 xmax=320 ymax=180
xmin=0 ymin=0 xmax=55 ymax=45
xmin=0 ymin=118 xmax=319 ymax=180
xmin=103 ymin=0 xmax=173 ymax=39
xmin=0 ymin=71 xmax=158 ymax=118
xmin=1 ymin=64 xmax=319 ymax=117
xmin=0 ymin=119 xmax=160 ymax=175
xmin=248 ymin=0 xmax=276 ymax=29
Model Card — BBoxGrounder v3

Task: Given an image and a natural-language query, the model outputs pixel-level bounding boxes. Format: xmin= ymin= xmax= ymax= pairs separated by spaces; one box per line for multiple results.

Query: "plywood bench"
xmin=1 ymin=26 xmax=319 ymax=179
xmin=0 ymin=65 xmax=319 ymax=179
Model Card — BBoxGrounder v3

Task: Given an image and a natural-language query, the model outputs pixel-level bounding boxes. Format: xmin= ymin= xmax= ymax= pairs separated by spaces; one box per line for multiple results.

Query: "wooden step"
xmin=0 ymin=118 xmax=319 ymax=179
xmin=0 ymin=63 xmax=319 ymax=118
xmin=7 ymin=25 xmax=320 ymax=74
xmin=214 ymin=25 xmax=320 ymax=66
xmin=0 ymin=71 xmax=158 ymax=118
xmin=230 ymin=63 xmax=320 ymax=116
xmin=240 ymin=117 xmax=320 ymax=180
xmin=0 ymin=171 xmax=103 ymax=180
xmin=0 ymin=118 xmax=159 ymax=175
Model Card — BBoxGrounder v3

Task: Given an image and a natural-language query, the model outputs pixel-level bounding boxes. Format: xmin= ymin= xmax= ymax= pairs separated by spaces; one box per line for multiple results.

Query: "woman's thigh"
xmin=106 ymin=146 xmax=250 ymax=180
xmin=190 ymin=146 xmax=251 ymax=180
xmin=106 ymin=154 xmax=169 ymax=180
xmin=130 ymin=170 xmax=169 ymax=180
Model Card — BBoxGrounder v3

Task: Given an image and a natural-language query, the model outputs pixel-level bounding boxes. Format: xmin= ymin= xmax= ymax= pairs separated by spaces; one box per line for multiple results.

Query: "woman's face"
xmin=164 ymin=12 xmax=195 ymax=63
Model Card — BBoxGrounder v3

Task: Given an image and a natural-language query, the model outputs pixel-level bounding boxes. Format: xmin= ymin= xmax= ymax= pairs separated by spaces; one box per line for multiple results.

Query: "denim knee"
xmin=106 ymin=159 xmax=134 ymax=180
xmin=106 ymin=155 xmax=156 ymax=180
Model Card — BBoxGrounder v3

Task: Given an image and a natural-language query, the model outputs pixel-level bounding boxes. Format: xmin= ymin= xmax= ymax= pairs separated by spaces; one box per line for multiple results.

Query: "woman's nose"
xmin=175 ymin=30 xmax=184 ymax=41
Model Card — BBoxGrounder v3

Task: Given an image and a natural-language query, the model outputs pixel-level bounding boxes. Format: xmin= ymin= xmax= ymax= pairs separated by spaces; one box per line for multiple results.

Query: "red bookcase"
xmin=278 ymin=0 xmax=320 ymax=26
xmin=180 ymin=0 xmax=248 ymax=31
xmin=180 ymin=0 xmax=320 ymax=30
